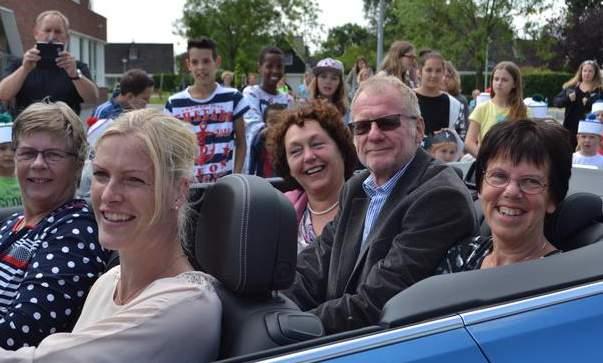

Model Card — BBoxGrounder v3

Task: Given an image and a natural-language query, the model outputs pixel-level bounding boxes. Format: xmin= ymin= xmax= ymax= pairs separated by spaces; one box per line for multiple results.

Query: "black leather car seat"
xmin=194 ymin=174 xmax=324 ymax=359
xmin=544 ymin=192 xmax=603 ymax=251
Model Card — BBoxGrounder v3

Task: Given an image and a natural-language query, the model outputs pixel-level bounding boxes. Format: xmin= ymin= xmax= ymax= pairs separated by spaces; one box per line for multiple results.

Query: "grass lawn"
xmin=150 ymin=92 xmax=171 ymax=105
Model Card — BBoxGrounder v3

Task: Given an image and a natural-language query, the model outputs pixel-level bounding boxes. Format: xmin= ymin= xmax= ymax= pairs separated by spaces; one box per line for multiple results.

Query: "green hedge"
xmin=461 ymin=71 xmax=573 ymax=106
xmin=460 ymin=74 xmax=478 ymax=96
xmin=523 ymin=71 xmax=572 ymax=106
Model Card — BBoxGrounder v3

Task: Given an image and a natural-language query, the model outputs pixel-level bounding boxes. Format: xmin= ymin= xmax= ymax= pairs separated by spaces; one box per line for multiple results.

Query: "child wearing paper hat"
xmin=0 ymin=122 xmax=22 ymax=207
xmin=425 ymin=128 xmax=464 ymax=162
xmin=572 ymin=119 xmax=603 ymax=169
xmin=591 ymin=99 xmax=603 ymax=119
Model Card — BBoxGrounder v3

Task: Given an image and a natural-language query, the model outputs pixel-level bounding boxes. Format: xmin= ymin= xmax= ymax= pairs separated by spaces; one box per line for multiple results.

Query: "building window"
xmin=89 ymin=41 xmax=97 ymax=81
xmin=0 ymin=8 xmax=22 ymax=56
xmin=79 ymin=38 xmax=85 ymax=60
xmin=128 ymin=44 xmax=138 ymax=60
xmin=283 ymin=53 xmax=293 ymax=66
xmin=0 ymin=18 xmax=9 ymax=54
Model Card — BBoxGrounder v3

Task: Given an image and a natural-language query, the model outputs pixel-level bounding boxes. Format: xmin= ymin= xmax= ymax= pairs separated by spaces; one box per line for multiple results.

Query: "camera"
xmin=36 ymin=42 xmax=64 ymax=68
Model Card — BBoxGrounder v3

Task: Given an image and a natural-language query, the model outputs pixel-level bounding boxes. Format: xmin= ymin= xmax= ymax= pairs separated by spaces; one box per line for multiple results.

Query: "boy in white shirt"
xmin=572 ymin=119 xmax=603 ymax=169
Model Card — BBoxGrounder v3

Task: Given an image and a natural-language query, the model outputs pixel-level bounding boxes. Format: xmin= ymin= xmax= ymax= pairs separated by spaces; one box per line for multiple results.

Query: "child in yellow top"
xmin=465 ymin=61 xmax=527 ymax=157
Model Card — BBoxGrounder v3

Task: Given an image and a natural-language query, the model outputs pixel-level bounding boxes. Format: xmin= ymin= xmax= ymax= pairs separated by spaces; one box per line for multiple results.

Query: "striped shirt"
xmin=242 ymin=85 xmax=292 ymax=172
xmin=361 ymin=157 xmax=414 ymax=244
xmin=165 ymin=84 xmax=250 ymax=183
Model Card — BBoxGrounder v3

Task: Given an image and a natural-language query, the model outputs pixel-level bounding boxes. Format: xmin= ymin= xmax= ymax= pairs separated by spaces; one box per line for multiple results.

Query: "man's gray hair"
xmin=351 ymin=75 xmax=422 ymax=118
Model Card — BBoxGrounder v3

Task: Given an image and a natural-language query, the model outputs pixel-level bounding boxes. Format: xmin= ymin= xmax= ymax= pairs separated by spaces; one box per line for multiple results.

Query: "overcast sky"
xmin=92 ymin=0 xmax=367 ymax=53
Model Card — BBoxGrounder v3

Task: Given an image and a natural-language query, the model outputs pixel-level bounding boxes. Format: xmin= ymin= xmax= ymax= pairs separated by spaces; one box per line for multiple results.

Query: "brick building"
xmin=0 ymin=0 xmax=107 ymax=86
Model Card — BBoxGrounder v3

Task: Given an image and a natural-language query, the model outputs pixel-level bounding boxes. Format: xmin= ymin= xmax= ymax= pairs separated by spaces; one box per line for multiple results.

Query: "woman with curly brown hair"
xmin=268 ymin=99 xmax=357 ymax=252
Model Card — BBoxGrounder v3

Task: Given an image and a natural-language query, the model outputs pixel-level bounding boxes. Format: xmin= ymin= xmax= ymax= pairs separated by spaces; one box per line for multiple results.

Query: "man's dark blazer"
xmin=284 ymin=148 xmax=477 ymax=334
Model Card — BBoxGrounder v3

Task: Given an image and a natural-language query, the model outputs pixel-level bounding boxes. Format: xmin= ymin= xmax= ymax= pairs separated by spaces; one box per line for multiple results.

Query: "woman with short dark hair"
xmin=438 ymin=118 xmax=572 ymax=272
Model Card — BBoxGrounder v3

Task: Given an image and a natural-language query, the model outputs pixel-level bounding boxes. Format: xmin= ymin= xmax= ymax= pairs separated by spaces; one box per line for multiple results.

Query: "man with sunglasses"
xmin=285 ymin=75 xmax=476 ymax=334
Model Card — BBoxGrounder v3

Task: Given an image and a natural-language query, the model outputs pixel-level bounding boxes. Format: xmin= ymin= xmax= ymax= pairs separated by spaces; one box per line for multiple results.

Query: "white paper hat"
xmin=313 ymin=58 xmax=344 ymax=75
xmin=591 ymin=100 xmax=603 ymax=114
xmin=0 ymin=124 xmax=12 ymax=144
xmin=578 ymin=120 xmax=603 ymax=135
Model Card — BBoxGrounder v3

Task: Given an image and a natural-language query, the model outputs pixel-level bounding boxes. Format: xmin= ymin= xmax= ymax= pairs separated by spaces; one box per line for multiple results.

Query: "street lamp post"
xmin=483 ymin=37 xmax=489 ymax=90
xmin=376 ymin=0 xmax=385 ymax=67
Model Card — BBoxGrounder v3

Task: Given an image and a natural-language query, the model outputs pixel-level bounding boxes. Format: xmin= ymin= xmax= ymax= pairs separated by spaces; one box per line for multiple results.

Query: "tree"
xmin=316 ymin=23 xmax=376 ymax=70
xmin=371 ymin=0 xmax=549 ymax=87
xmin=558 ymin=0 xmax=603 ymax=70
xmin=175 ymin=0 xmax=320 ymax=73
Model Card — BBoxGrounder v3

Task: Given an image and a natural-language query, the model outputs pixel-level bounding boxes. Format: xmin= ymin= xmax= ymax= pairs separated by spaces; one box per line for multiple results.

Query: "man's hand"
xmin=21 ymin=47 xmax=41 ymax=72
xmin=56 ymin=50 xmax=78 ymax=78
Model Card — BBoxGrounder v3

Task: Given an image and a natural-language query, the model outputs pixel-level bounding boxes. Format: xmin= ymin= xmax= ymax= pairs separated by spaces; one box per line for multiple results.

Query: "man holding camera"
xmin=0 ymin=10 xmax=98 ymax=116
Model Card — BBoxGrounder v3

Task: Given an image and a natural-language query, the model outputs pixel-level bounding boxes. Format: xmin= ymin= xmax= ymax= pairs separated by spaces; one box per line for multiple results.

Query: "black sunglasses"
xmin=348 ymin=114 xmax=416 ymax=136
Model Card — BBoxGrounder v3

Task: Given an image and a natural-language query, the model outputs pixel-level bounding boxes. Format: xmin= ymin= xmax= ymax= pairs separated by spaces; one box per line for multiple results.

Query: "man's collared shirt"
xmin=361 ymin=156 xmax=415 ymax=244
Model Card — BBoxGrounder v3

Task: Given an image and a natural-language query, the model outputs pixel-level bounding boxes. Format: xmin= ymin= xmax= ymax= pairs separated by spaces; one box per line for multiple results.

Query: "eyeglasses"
xmin=348 ymin=114 xmax=416 ymax=136
xmin=401 ymin=54 xmax=416 ymax=61
xmin=484 ymin=170 xmax=548 ymax=195
xmin=15 ymin=147 xmax=77 ymax=164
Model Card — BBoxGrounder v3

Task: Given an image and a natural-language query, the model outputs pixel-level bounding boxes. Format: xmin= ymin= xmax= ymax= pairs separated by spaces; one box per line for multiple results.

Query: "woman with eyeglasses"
xmin=0 ymin=101 xmax=108 ymax=350
xmin=437 ymin=119 xmax=572 ymax=273
xmin=268 ymin=99 xmax=357 ymax=252
xmin=554 ymin=60 xmax=603 ymax=150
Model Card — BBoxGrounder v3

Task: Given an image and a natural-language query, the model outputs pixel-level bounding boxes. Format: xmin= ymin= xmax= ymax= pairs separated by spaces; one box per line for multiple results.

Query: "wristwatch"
xmin=70 ymin=68 xmax=82 ymax=80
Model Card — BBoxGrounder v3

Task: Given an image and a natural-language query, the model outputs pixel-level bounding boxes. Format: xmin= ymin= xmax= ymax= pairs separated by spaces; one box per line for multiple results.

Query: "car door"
xmin=463 ymin=282 xmax=603 ymax=362
xmin=261 ymin=316 xmax=487 ymax=362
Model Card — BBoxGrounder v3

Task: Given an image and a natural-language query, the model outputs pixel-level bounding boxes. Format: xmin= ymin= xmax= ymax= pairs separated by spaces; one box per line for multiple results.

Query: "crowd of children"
xmin=86 ymin=36 xmax=603 ymax=184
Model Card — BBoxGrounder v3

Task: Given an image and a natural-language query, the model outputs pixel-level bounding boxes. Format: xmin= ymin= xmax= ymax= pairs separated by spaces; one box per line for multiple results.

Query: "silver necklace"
xmin=307 ymin=200 xmax=339 ymax=215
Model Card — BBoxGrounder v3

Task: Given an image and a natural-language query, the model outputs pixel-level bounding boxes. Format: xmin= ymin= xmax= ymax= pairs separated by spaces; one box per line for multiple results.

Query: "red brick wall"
xmin=0 ymin=0 xmax=106 ymax=51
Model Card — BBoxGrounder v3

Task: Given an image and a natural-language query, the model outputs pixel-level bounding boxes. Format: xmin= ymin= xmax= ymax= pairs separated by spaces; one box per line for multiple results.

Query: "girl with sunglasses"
xmin=554 ymin=59 xmax=603 ymax=150
xmin=377 ymin=40 xmax=418 ymax=88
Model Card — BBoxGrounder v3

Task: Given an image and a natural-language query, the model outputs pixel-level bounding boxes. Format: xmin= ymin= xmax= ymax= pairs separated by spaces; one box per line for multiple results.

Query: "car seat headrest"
xmin=195 ymin=175 xmax=297 ymax=295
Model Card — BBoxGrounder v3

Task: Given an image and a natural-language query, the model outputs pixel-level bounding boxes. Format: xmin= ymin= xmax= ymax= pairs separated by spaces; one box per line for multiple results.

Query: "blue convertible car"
xmin=1 ymin=169 xmax=602 ymax=362
xmin=191 ymin=172 xmax=603 ymax=363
